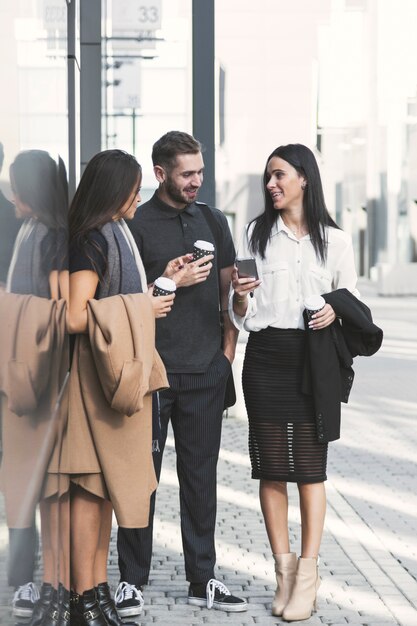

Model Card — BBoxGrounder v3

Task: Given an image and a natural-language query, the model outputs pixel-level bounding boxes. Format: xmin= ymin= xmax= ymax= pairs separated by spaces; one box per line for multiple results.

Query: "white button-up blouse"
xmin=229 ymin=216 xmax=360 ymax=332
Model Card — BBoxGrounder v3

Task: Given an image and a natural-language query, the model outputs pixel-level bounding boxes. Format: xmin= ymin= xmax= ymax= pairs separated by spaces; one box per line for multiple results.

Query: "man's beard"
xmin=164 ymin=177 xmax=198 ymax=206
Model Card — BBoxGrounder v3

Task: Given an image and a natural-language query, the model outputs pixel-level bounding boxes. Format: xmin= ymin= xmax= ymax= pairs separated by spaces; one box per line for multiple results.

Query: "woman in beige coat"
xmin=67 ymin=149 xmax=189 ymax=626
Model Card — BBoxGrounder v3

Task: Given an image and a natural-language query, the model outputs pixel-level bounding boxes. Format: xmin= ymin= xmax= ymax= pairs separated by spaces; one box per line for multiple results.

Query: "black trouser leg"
xmin=117 ymin=389 xmax=174 ymax=586
xmin=117 ymin=352 xmax=230 ymax=586
xmin=8 ymin=522 xmax=38 ymax=587
xmin=172 ymin=353 xmax=230 ymax=582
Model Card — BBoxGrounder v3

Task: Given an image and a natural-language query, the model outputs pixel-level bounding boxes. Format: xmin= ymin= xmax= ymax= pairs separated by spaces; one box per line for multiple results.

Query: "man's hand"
xmin=172 ymin=254 xmax=214 ymax=288
xmin=163 ymin=254 xmax=194 ymax=279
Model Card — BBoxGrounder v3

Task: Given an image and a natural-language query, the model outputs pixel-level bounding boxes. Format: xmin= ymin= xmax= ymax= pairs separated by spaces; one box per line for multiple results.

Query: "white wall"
xmin=215 ymin=0 xmax=332 ymax=239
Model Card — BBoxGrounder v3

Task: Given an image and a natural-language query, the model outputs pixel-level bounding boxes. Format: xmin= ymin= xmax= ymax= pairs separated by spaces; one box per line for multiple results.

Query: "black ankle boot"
xmin=96 ymin=583 xmax=137 ymax=626
xmin=57 ymin=584 xmax=70 ymax=626
xmin=69 ymin=590 xmax=80 ymax=625
xmin=73 ymin=588 xmax=108 ymax=626
xmin=25 ymin=583 xmax=54 ymax=626
xmin=41 ymin=588 xmax=59 ymax=626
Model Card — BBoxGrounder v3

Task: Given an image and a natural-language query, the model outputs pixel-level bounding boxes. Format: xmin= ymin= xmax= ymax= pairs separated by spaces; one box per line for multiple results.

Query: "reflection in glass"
xmin=0 ymin=0 xmax=70 ymax=621
xmin=0 ymin=150 xmax=69 ymax=624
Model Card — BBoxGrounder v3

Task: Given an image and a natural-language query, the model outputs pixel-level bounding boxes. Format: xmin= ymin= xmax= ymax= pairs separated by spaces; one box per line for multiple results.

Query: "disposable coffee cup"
xmin=153 ymin=277 xmax=177 ymax=297
xmin=193 ymin=240 xmax=215 ymax=266
xmin=304 ymin=295 xmax=326 ymax=322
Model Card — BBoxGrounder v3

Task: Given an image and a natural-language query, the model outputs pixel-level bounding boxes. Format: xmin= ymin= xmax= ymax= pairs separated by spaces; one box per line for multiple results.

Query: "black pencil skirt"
xmin=242 ymin=327 xmax=328 ymax=483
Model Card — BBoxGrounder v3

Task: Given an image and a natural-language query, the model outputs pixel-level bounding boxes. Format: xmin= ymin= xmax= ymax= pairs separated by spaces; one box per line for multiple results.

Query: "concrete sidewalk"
xmin=1 ymin=282 xmax=416 ymax=625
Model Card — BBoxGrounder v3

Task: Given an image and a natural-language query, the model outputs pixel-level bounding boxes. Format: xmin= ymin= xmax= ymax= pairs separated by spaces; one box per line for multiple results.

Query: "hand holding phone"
xmin=236 ymin=257 xmax=259 ymax=280
xmin=235 ymin=257 xmax=260 ymax=298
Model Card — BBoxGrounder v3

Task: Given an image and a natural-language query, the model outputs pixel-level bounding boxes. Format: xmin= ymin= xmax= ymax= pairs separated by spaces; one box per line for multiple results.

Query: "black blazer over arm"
xmin=302 ymin=288 xmax=383 ymax=443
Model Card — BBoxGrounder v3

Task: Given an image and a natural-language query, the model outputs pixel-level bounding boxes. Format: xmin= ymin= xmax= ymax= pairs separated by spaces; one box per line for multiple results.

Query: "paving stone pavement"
xmin=1 ymin=281 xmax=417 ymax=626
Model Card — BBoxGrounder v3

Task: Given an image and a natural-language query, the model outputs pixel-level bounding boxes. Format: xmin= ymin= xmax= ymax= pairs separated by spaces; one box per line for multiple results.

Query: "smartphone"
xmin=236 ymin=257 xmax=259 ymax=280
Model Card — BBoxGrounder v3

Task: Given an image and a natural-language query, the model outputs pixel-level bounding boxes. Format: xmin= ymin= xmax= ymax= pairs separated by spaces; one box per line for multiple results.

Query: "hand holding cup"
xmin=148 ymin=277 xmax=176 ymax=318
xmin=304 ymin=295 xmax=336 ymax=330
xmin=172 ymin=241 xmax=214 ymax=288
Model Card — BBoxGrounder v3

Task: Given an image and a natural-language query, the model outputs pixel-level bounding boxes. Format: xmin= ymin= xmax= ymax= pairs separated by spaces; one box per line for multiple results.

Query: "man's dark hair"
xmin=0 ymin=142 xmax=4 ymax=171
xmin=152 ymin=131 xmax=201 ymax=171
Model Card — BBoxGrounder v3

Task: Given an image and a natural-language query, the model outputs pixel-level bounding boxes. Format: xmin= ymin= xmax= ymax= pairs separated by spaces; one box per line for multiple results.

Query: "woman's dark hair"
xmin=10 ymin=149 xmax=68 ymax=229
xmin=10 ymin=150 xmax=68 ymax=273
xmin=249 ymin=144 xmax=339 ymax=263
xmin=69 ymin=149 xmax=141 ymax=275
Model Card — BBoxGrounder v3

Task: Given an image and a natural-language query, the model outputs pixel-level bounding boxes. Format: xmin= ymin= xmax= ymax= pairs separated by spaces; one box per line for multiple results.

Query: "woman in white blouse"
xmin=229 ymin=144 xmax=359 ymax=622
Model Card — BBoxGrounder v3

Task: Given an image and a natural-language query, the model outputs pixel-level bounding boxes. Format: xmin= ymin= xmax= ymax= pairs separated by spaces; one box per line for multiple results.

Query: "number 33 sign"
xmin=112 ymin=0 xmax=162 ymax=32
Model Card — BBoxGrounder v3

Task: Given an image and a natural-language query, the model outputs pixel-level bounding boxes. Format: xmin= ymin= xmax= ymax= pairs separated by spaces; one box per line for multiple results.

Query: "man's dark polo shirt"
xmin=129 ymin=192 xmax=235 ymax=373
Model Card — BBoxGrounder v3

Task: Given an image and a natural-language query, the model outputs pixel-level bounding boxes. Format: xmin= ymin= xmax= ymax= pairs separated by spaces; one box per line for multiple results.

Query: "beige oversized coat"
xmin=59 ymin=293 xmax=168 ymax=529
xmin=0 ymin=293 xmax=67 ymax=528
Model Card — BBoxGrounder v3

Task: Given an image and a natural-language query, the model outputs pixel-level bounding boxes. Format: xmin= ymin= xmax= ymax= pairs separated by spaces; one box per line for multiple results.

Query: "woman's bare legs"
xmin=58 ymin=493 xmax=70 ymax=590
xmin=39 ymin=499 xmax=57 ymax=586
xmin=259 ymin=480 xmax=290 ymax=554
xmin=297 ymin=482 xmax=326 ymax=557
xmin=94 ymin=499 xmax=113 ymax=585
xmin=281 ymin=483 xmax=325 ymax=620
xmin=259 ymin=479 xmax=326 ymax=557
xmin=70 ymin=487 xmax=102 ymax=593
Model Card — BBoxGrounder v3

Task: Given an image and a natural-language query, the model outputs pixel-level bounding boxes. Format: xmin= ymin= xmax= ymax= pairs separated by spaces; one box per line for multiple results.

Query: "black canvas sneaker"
xmin=114 ymin=582 xmax=144 ymax=617
xmin=12 ymin=582 xmax=40 ymax=618
xmin=188 ymin=579 xmax=247 ymax=612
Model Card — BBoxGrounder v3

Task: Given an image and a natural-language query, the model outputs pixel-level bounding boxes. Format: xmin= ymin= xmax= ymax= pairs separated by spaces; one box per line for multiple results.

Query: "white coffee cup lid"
xmin=304 ymin=295 xmax=325 ymax=310
xmin=194 ymin=240 xmax=214 ymax=251
xmin=154 ymin=276 xmax=177 ymax=292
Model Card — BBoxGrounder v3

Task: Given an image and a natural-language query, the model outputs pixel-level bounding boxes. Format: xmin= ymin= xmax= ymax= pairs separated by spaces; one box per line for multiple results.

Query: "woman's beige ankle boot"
xmin=282 ymin=556 xmax=320 ymax=621
xmin=271 ymin=552 xmax=297 ymax=616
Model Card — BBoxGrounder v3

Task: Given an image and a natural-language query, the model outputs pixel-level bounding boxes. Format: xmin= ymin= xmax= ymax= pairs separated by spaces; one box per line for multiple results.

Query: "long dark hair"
xmin=10 ymin=150 xmax=68 ymax=273
xmin=10 ymin=149 xmax=68 ymax=230
xmin=69 ymin=149 xmax=141 ymax=273
xmin=249 ymin=144 xmax=339 ymax=264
